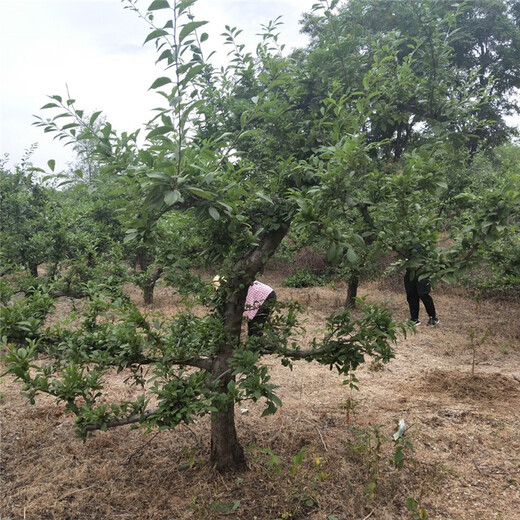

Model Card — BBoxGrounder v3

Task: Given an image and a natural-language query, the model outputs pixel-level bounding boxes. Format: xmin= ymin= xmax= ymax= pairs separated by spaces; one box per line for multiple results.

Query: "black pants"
xmin=248 ymin=290 xmax=276 ymax=337
xmin=404 ymin=272 xmax=436 ymax=321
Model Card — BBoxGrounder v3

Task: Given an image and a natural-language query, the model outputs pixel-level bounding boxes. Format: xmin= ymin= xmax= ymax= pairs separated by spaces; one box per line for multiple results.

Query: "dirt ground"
xmin=1 ymin=269 xmax=519 ymax=520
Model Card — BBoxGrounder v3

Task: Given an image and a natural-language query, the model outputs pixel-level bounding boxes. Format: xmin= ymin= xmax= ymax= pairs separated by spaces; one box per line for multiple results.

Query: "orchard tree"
xmin=291 ymin=0 xmax=519 ymax=303
xmin=0 ymin=151 xmax=61 ymax=278
xmin=5 ymin=0 xmax=513 ymax=474
xmin=33 ymin=97 xmax=172 ymax=305
xmin=3 ymin=0 xmax=407 ymax=473
xmin=301 ymin=0 xmax=520 ymax=154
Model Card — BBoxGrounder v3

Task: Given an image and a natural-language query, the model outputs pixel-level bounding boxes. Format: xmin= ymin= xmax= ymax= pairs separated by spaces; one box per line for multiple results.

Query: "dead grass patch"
xmin=2 ymin=270 xmax=520 ymax=519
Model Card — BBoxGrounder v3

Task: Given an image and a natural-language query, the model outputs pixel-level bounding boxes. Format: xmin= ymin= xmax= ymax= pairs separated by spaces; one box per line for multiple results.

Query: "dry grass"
xmin=1 ymin=269 xmax=520 ymax=520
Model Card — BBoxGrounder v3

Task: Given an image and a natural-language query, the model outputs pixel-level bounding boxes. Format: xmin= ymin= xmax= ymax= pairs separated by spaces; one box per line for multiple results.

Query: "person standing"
xmin=404 ymin=267 xmax=439 ymax=326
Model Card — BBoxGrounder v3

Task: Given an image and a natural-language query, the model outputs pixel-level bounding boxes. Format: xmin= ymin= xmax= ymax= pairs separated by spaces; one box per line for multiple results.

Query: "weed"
xmin=500 ymin=341 xmax=511 ymax=355
xmin=406 ymin=497 xmax=429 ymax=519
xmin=282 ymin=268 xmax=327 ymax=288
xmin=209 ymin=499 xmax=241 ymax=514
xmin=368 ymin=359 xmax=385 ymax=372
xmin=247 ymin=443 xmax=323 ymax=518
xmin=178 ymin=447 xmax=205 ymax=471
xmin=346 ymin=425 xmax=385 ymax=500
xmin=343 ymin=395 xmax=360 ymax=425
xmin=392 ymin=432 xmax=416 ymax=471
xmin=345 ymin=422 xmax=423 ymax=512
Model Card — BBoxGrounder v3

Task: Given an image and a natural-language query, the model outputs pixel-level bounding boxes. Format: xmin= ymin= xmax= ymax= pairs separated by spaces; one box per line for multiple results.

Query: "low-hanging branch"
xmin=84 ymin=410 xmax=157 ymax=432
xmin=136 ymin=355 xmax=213 ymax=371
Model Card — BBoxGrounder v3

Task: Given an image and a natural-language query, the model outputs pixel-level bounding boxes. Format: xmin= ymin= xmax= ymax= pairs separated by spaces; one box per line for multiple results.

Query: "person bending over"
xmin=212 ymin=276 xmax=277 ymax=336
xmin=244 ymin=281 xmax=276 ymax=337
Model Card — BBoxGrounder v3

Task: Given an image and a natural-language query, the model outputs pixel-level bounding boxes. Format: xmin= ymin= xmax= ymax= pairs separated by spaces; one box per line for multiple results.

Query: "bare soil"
xmin=1 ymin=270 xmax=519 ymax=520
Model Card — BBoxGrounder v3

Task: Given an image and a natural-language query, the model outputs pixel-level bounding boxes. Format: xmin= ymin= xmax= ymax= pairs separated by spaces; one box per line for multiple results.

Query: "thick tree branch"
xmin=356 ymin=202 xmax=375 ymax=230
xmin=234 ymin=223 xmax=291 ymax=284
xmin=278 ymin=346 xmax=321 ymax=360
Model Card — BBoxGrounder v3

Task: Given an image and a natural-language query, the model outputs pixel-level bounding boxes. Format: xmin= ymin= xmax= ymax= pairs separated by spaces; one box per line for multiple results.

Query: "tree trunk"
xmin=28 ymin=263 xmax=38 ymax=277
xmin=136 ymin=249 xmax=162 ymax=306
xmin=346 ymin=275 xmax=359 ymax=308
xmin=210 ymin=289 xmax=247 ymax=472
xmin=143 ymin=283 xmax=154 ymax=305
xmin=209 ymin=223 xmax=290 ymax=472
xmin=210 ymin=400 xmax=246 ymax=473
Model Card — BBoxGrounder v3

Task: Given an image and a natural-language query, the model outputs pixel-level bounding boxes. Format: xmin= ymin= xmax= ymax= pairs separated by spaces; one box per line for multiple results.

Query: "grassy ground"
xmin=1 ymin=269 xmax=519 ymax=520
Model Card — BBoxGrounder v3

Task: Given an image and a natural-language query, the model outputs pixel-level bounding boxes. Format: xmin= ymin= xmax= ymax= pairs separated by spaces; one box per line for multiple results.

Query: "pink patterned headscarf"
xmin=244 ymin=281 xmax=274 ymax=320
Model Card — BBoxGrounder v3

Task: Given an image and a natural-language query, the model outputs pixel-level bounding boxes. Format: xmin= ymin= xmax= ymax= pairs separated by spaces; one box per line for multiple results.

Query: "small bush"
xmin=282 ymin=268 xmax=327 ymax=288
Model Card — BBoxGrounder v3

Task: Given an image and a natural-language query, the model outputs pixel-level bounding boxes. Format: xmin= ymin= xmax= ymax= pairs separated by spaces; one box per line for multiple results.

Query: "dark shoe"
xmin=412 ymin=319 xmax=421 ymax=326
xmin=427 ymin=317 xmax=439 ymax=326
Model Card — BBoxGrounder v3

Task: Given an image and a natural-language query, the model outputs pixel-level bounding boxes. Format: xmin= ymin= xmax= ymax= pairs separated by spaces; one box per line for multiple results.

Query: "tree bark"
xmin=210 ymin=399 xmax=246 ymax=472
xmin=346 ymin=275 xmax=359 ymax=308
xmin=28 ymin=263 xmax=38 ymax=277
xmin=143 ymin=283 xmax=154 ymax=305
xmin=209 ymin=288 xmax=247 ymax=472
xmin=136 ymin=248 xmax=162 ymax=305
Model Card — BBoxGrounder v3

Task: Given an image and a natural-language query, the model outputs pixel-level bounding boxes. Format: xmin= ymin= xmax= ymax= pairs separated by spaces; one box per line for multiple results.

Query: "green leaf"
xmin=148 ymin=0 xmax=170 ymax=10
xmin=156 ymin=49 xmax=173 ymax=63
xmin=61 ymin=123 xmax=80 ymax=131
xmin=208 ymin=206 xmax=220 ymax=220
xmin=41 ymin=103 xmax=59 ymax=110
xmin=144 ymin=28 xmax=169 ymax=45
xmin=180 ymin=64 xmax=204 ymax=86
xmin=149 ymin=77 xmax=172 ymax=90
xmin=146 ymin=126 xmax=174 ymax=139
xmin=177 ymin=0 xmax=197 ymax=16
xmin=346 ymin=248 xmax=359 ymax=264
xmin=164 ymin=190 xmax=181 ymax=205
xmin=89 ymin=111 xmax=102 ymax=125
xmin=256 ymin=192 xmax=273 ymax=204
xmin=352 ymin=233 xmax=366 ymax=250
xmin=179 ymin=21 xmax=208 ymax=44
xmin=169 ymin=96 xmax=183 ymax=108
xmin=327 ymin=242 xmax=338 ymax=263
xmin=137 ymin=150 xmax=153 ymax=167
xmin=146 ymin=172 xmax=171 ymax=181
xmin=187 ymin=187 xmax=213 ymax=200
xmin=124 ymin=231 xmax=139 ymax=243
xmin=406 ymin=497 xmax=419 ymax=512
xmin=47 ymin=159 xmax=56 ymax=172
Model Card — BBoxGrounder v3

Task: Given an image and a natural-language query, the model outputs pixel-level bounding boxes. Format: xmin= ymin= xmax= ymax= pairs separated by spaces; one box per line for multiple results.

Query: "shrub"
xmin=282 ymin=268 xmax=327 ymax=288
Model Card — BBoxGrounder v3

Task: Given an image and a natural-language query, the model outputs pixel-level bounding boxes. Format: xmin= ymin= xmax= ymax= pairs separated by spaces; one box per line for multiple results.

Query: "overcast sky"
xmin=0 ymin=0 xmax=317 ymax=170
